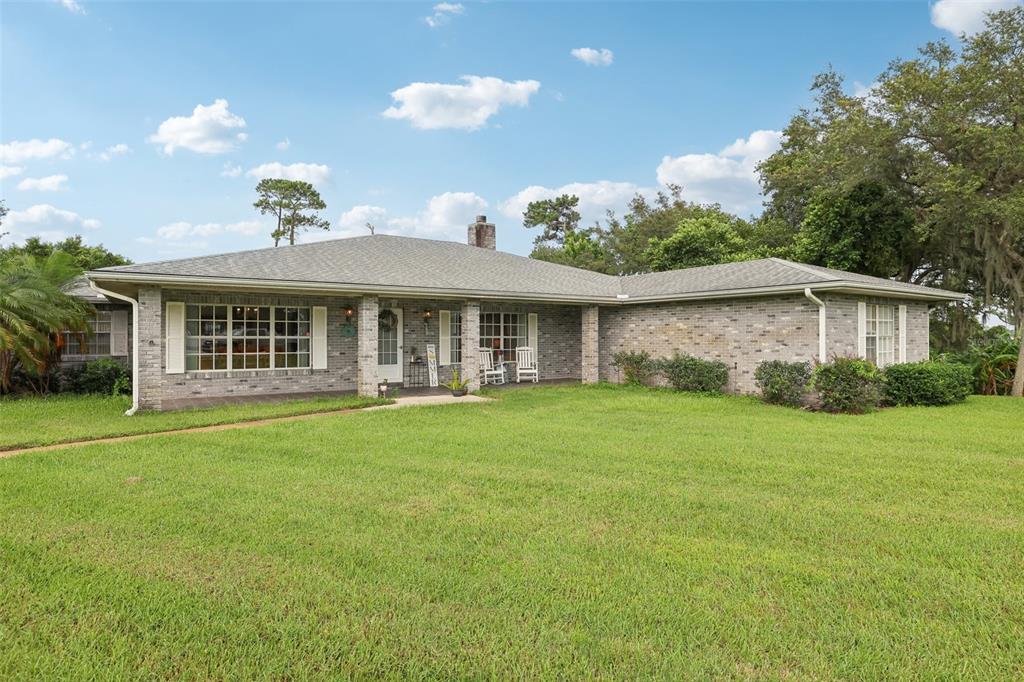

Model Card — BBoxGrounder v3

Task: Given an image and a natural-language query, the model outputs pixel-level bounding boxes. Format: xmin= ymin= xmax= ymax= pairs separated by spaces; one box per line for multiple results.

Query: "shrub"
xmin=657 ymin=353 xmax=729 ymax=393
xmin=74 ymin=358 xmax=130 ymax=395
xmin=755 ymin=360 xmax=812 ymax=407
xmin=883 ymin=361 xmax=972 ymax=406
xmin=811 ymin=357 xmax=882 ymax=413
xmin=612 ymin=351 xmax=657 ymax=386
xmin=940 ymin=327 xmax=1019 ymax=395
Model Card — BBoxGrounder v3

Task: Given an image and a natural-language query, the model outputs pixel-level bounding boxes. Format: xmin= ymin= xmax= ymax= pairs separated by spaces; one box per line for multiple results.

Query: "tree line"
xmin=523 ymin=8 xmax=1023 ymax=396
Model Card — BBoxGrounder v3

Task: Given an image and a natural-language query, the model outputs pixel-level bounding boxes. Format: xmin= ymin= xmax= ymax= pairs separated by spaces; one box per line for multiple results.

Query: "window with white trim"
xmin=480 ymin=312 xmax=527 ymax=363
xmin=274 ymin=307 xmax=311 ymax=368
xmin=186 ymin=305 xmax=229 ymax=370
xmin=62 ymin=310 xmax=111 ymax=355
xmin=185 ymin=304 xmax=311 ymax=371
xmin=449 ymin=311 xmax=462 ymax=364
xmin=865 ymin=304 xmax=895 ymax=367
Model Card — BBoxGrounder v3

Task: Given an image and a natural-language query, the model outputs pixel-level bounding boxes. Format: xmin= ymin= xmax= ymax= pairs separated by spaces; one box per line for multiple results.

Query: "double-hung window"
xmin=480 ymin=312 xmax=527 ymax=362
xmin=186 ymin=305 xmax=229 ymax=370
xmin=274 ymin=307 xmax=311 ymax=368
xmin=448 ymin=311 xmax=462 ymax=364
xmin=865 ymin=304 xmax=895 ymax=367
xmin=185 ymin=304 xmax=310 ymax=371
xmin=63 ymin=310 xmax=112 ymax=355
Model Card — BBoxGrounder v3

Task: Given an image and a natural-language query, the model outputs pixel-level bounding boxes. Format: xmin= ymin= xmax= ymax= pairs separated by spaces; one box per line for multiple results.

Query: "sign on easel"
xmin=426 ymin=343 xmax=439 ymax=387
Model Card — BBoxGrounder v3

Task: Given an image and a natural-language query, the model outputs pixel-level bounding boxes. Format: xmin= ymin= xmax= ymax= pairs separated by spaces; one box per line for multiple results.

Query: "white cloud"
xmin=155 ymin=220 xmax=264 ymax=242
xmin=5 ymin=204 xmax=100 ymax=232
xmin=323 ymin=192 xmax=488 ymax=242
xmin=0 ymin=165 xmax=24 ymax=180
xmin=147 ymin=99 xmax=248 ymax=155
xmin=17 ymin=175 xmax=69 ymax=192
xmin=570 ymin=47 xmax=614 ymax=66
xmin=245 ymin=162 xmax=331 ymax=185
xmin=500 ymin=180 xmax=651 ymax=226
xmin=337 ymin=205 xmax=389 ymax=235
xmin=0 ymin=138 xmax=74 ymax=164
xmin=382 ymin=75 xmax=541 ymax=130
xmin=275 ymin=138 xmax=290 ymax=151
xmin=220 ymin=162 xmax=242 ymax=178
xmin=425 ymin=2 xmax=464 ymax=28
xmin=656 ymin=129 xmax=783 ymax=215
xmin=57 ymin=0 xmax=86 ymax=14
xmin=930 ymin=0 xmax=1020 ymax=35
xmin=96 ymin=143 xmax=131 ymax=161
xmin=415 ymin=191 xmax=488 ymax=235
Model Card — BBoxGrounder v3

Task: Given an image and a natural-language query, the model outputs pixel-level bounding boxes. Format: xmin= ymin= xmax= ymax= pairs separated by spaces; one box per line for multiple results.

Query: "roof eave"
xmin=85 ymin=272 xmax=965 ymax=306
xmin=619 ymin=280 xmax=966 ymax=304
xmin=85 ymin=271 xmax=615 ymax=305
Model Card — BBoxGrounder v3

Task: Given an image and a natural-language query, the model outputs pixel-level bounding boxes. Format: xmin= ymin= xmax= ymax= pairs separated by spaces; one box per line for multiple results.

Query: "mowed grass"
xmin=0 ymin=393 xmax=389 ymax=450
xmin=1 ymin=385 xmax=1022 ymax=678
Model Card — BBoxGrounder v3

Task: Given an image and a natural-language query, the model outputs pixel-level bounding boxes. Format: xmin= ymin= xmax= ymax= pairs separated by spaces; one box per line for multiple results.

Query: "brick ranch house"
xmin=82 ymin=216 xmax=963 ymax=413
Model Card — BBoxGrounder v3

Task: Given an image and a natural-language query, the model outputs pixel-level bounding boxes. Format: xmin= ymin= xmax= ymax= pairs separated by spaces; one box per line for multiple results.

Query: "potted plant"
xmin=443 ymin=368 xmax=470 ymax=397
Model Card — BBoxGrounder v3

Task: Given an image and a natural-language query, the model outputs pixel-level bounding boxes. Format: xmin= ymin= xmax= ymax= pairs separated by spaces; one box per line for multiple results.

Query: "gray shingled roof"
xmin=90 ymin=234 xmax=963 ymax=302
xmin=97 ymin=235 xmax=619 ymax=299
xmin=62 ymin=275 xmax=108 ymax=302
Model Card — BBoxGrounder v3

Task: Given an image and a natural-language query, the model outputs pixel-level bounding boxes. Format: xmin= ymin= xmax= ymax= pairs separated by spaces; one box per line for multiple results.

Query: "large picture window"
xmin=480 ymin=312 xmax=527 ymax=362
xmin=63 ymin=310 xmax=112 ymax=355
xmin=865 ymin=304 xmax=895 ymax=367
xmin=185 ymin=304 xmax=310 ymax=371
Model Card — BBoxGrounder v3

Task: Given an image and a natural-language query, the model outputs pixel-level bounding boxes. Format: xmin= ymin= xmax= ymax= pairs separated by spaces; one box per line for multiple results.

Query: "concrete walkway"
xmin=0 ymin=393 xmax=492 ymax=459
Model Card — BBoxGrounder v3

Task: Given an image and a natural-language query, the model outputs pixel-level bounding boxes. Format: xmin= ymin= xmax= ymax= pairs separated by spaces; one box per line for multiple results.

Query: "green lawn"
xmin=1 ymin=386 xmax=1022 ymax=678
xmin=0 ymin=393 xmax=389 ymax=450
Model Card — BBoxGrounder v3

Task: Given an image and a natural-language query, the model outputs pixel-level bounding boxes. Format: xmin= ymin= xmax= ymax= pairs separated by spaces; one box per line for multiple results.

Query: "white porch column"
xmin=461 ymin=300 xmax=481 ymax=391
xmin=357 ymin=296 xmax=379 ymax=396
xmin=582 ymin=305 xmax=600 ymax=384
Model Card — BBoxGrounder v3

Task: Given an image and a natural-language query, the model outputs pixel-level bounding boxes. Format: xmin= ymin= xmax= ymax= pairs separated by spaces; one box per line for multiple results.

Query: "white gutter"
xmin=804 ymin=288 xmax=827 ymax=362
xmin=89 ymin=281 xmax=139 ymax=415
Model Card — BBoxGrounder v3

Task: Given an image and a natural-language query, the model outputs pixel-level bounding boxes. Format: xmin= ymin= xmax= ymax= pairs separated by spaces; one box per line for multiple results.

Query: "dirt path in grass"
xmin=0 ymin=394 xmax=492 ymax=459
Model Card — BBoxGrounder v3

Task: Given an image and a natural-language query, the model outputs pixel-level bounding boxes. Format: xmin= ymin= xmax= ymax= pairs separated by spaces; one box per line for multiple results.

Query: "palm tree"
xmin=0 ymin=251 xmax=92 ymax=393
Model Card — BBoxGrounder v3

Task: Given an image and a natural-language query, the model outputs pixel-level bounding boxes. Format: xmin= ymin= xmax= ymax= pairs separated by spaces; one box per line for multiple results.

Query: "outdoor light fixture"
xmin=423 ymin=309 xmax=433 ymax=331
xmin=343 ymin=306 xmax=354 ymax=321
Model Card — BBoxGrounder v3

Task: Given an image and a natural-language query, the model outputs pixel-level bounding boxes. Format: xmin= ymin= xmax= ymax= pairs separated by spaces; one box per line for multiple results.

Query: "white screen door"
xmin=377 ymin=307 xmax=403 ymax=383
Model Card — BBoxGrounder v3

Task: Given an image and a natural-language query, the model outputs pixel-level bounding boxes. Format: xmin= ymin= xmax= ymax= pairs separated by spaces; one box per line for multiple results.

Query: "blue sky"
xmin=1 ymin=0 xmax=1016 ymax=262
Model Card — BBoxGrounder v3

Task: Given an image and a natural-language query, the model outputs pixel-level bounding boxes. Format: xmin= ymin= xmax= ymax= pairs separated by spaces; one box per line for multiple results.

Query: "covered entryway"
xmin=377 ymin=307 xmax=403 ymax=383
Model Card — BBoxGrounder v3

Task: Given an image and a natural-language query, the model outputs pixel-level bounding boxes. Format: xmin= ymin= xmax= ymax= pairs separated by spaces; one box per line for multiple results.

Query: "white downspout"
xmin=804 ymin=288 xmax=827 ymax=363
xmin=89 ymin=280 xmax=139 ymax=415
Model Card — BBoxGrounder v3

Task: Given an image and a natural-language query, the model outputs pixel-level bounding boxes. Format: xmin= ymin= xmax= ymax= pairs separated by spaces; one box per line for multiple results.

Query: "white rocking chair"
xmin=479 ymin=348 xmax=506 ymax=385
xmin=515 ymin=346 xmax=538 ymax=383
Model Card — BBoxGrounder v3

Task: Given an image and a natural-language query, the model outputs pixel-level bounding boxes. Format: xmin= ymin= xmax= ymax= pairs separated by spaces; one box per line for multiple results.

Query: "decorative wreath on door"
xmin=378 ymin=309 xmax=398 ymax=331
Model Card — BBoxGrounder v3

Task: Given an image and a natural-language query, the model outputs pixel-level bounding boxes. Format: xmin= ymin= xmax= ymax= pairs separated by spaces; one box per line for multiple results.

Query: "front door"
xmin=377 ymin=307 xmax=403 ymax=383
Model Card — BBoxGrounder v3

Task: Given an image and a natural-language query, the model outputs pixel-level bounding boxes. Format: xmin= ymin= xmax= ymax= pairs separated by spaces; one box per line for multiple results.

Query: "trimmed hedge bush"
xmin=812 ymin=357 xmax=882 ymax=413
xmin=612 ymin=351 xmax=657 ymax=386
xmin=883 ymin=361 xmax=972 ymax=406
xmin=755 ymin=360 xmax=812 ymax=407
xmin=657 ymin=353 xmax=729 ymax=393
xmin=74 ymin=358 xmax=131 ymax=396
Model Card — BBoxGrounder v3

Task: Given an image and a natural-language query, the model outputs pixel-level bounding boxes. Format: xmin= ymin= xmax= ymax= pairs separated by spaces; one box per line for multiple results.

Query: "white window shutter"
xmin=857 ymin=301 xmax=867 ymax=359
xmin=438 ymin=310 xmax=451 ymax=365
xmin=166 ymin=302 xmax=185 ymax=374
xmin=528 ymin=312 xmax=538 ymax=351
xmin=311 ymin=306 xmax=328 ymax=369
xmin=111 ymin=310 xmax=128 ymax=356
xmin=898 ymin=304 xmax=907 ymax=363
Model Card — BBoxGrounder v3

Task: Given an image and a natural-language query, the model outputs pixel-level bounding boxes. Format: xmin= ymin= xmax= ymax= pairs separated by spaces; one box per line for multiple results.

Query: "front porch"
xmin=354 ymin=295 xmax=600 ymax=397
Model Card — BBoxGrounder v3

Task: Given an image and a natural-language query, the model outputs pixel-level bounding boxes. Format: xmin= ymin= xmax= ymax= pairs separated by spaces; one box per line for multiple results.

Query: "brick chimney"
xmin=467 ymin=215 xmax=496 ymax=250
